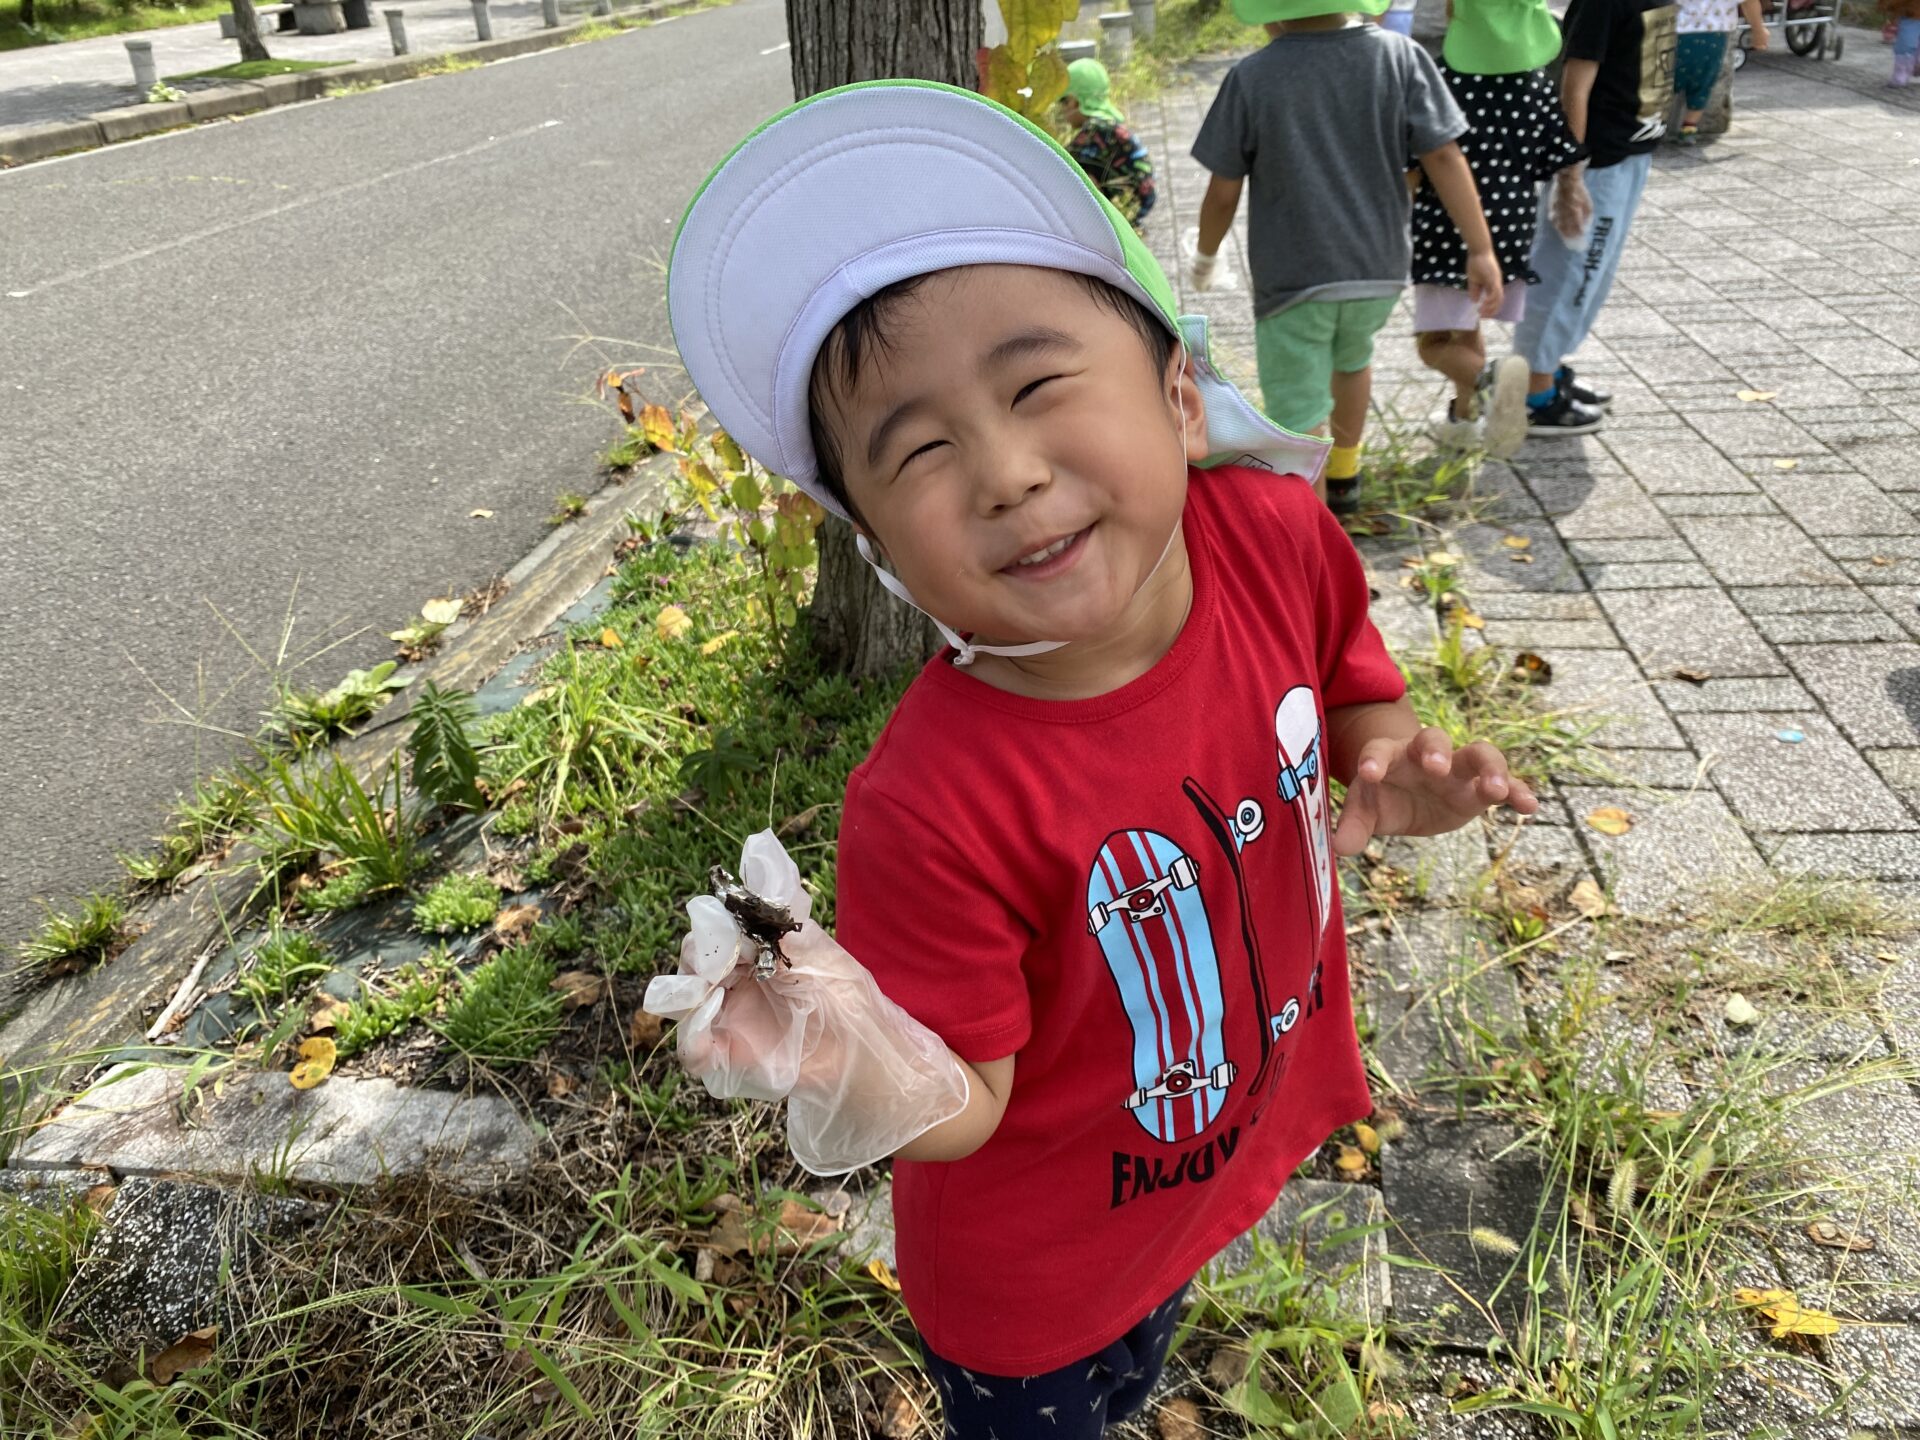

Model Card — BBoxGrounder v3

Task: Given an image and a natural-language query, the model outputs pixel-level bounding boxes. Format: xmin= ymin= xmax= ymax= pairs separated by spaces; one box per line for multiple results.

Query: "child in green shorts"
xmin=1191 ymin=0 xmax=1503 ymax=513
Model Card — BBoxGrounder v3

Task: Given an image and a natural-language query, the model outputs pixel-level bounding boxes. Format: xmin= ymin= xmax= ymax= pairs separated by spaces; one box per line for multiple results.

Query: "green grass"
xmin=15 ymin=893 xmax=132 ymax=979
xmin=411 ymin=871 xmax=498 ymax=935
xmin=433 ymin=944 xmax=562 ymax=1063
xmin=233 ymin=928 xmax=330 ymax=1018
xmin=0 ymin=0 xmax=226 ymax=52
xmin=333 ymin=952 xmax=450 ymax=1058
xmin=162 ymin=57 xmax=346 ymax=81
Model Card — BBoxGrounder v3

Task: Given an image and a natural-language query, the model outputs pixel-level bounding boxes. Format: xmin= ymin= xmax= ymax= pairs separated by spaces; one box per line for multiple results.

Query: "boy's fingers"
xmin=1408 ymin=726 xmax=1455 ymax=774
xmin=1332 ymin=778 xmax=1381 ymax=856
xmin=1352 ymin=734 xmax=1406 ymax=784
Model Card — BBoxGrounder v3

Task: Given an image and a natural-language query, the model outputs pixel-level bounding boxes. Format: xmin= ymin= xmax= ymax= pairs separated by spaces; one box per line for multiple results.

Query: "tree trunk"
xmin=232 ymin=0 xmax=272 ymax=63
xmin=20 ymin=0 xmax=35 ymax=30
xmin=785 ymin=0 xmax=980 ymax=678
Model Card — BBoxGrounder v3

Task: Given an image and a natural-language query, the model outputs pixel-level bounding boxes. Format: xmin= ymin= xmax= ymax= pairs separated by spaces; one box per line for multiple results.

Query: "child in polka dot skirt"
xmin=1410 ymin=0 xmax=1585 ymax=460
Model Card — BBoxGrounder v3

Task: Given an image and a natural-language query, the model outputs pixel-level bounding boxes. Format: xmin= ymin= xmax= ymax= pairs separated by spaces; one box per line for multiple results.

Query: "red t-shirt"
xmin=836 ymin=465 xmax=1405 ymax=1375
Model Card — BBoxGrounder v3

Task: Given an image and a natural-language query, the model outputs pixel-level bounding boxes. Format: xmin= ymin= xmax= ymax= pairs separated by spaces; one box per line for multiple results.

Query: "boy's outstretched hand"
xmin=1330 ymin=721 xmax=1539 ymax=857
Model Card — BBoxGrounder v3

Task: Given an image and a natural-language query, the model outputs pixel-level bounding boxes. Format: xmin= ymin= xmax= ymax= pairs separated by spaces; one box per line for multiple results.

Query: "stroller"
xmin=1734 ymin=0 xmax=1846 ymax=64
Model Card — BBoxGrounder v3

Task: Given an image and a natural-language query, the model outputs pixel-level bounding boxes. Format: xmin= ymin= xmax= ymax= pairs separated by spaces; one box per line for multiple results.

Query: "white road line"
xmin=5 ymin=118 xmax=564 ymax=301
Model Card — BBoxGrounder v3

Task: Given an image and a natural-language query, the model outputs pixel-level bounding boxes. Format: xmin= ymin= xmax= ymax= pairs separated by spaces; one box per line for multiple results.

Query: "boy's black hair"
xmin=805 ymin=271 xmax=1180 ymax=528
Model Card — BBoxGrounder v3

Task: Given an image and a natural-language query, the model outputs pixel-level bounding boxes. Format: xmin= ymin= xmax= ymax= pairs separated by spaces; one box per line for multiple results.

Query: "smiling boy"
xmin=666 ymin=81 xmax=1536 ymax=1438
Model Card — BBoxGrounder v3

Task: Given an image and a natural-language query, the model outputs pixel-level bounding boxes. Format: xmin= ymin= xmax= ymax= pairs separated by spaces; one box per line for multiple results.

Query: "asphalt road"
xmin=0 ymin=0 xmax=795 ymax=946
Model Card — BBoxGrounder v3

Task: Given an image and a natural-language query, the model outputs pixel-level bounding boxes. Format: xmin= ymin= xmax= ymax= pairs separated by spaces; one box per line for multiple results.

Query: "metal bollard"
xmin=1058 ymin=37 xmax=1097 ymax=64
xmin=1130 ymin=0 xmax=1156 ymax=40
xmin=592 ymin=0 xmax=611 ymax=15
xmin=385 ymin=8 xmax=409 ymax=52
xmin=471 ymin=0 xmax=492 ymax=39
xmin=1097 ymin=11 xmax=1131 ymax=63
xmin=125 ymin=38 xmax=157 ymax=91
xmin=541 ymin=0 xmax=560 ymax=26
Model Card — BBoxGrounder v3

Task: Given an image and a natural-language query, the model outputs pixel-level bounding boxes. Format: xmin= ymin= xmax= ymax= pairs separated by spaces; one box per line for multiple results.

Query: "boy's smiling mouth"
xmin=1001 ymin=525 xmax=1093 ymax=578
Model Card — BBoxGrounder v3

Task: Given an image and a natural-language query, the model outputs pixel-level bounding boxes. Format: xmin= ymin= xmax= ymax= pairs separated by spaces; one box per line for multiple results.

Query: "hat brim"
xmin=668 ymin=81 xmax=1175 ymax=514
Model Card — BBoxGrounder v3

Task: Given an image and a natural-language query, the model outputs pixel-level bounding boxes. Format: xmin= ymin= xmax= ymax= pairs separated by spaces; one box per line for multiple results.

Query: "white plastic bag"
xmin=641 ymin=831 xmax=970 ymax=1176
xmin=1181 ymin=227 xmax=1239 ymax=292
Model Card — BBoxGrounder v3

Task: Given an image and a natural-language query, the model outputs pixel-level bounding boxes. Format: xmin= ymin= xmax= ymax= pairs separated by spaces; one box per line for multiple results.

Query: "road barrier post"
xmin=125 ymin=39 xmax=158 ymax=91
xmin=385 ymin=8 xmax=410 ymax=52
xmin=471 ymin=0 xmax=493 ymax=40
xmin=542 ymin=0 xmax=560 ymax=26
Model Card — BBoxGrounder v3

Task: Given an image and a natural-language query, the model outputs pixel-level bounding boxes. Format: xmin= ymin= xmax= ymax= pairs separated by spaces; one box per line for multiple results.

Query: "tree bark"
xmin=232 ymin=0 xmax=272 ymax=63
xmin=785 ymin=0 xmax=980 ymax=678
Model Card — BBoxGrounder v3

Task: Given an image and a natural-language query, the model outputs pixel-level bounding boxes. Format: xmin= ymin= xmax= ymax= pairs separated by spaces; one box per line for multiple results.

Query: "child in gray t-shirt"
xmin=1191 ymin=0 xmax=1503 ymax=515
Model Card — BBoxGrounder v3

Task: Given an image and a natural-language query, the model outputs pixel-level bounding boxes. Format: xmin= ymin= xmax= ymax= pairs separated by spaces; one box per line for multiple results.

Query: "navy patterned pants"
xmin=920 ymin=1283 xmax=1191 ymax=1440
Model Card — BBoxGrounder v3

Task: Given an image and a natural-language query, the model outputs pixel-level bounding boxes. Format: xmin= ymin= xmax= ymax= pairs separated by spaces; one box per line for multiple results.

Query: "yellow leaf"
xmin=1448 ymin=607 xmax=1486 ymax=631
xmin=1023 ymin=47 xmax=1070 ymax=118
xmin=599 ymin=627 xmax=624 ymax=649
xmin=1354 ymin=1122 xmax=1380 ymax=1154
xmin=1760 ymin=1299 xmax=1841 ymax=1338
xmin=656 ymin=605 xmax=693 ymax=641
xmin=999 ymin=0 xmax=1075 ymax=58
xmin=1773 ymin=458 xmax=1799 ymax=471
xmin=289 ymin=1036 xmax=336 ymax=1090
xmin=1500 ymin=535 xmax=1532 ymax=550
xmin=421 ymin=597 xmax=462 ymax=625
xmin=699 ymin=630 xmax=739 ymax=655
xmin=1736 ymin=389 xmax=1777 ymax=403
xmin=469 ymin=508 xmax=494 ymax=520
xmin=1424 ymin=550 xmax=1460 ymax=567
xmin=1585 ymin=806 xmax=1633 ymax=837
xmin=980 ymin=43 xmax=1027 ymax=109
xmin=867 ymin=1257 xmax=902 ymax=1293
xmin=1734 ymin=1287 xmax=1797 ymax=1309
xmin=1568 ymin=877 xmax=1611 ymax=918
xmin=1334 ymin=1144 xmax=1367 ymax=1174
xmin=639 ymin=402 xmax=679 ymax=453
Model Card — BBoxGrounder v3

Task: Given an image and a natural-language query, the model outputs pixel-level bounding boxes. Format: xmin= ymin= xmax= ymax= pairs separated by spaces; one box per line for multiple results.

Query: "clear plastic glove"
xmin=641 ymin=831 xmax=970 ymax=1176
xmin=1551 ymin=163 xmax=1593 ymax=249
xmin=1182 ymin=228 xmax=1237 ymax=291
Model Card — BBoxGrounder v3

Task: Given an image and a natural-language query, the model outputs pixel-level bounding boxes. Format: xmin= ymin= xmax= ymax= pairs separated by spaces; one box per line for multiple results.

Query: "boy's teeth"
xmin=1016 ymin=534 xmax=1075 ymax=566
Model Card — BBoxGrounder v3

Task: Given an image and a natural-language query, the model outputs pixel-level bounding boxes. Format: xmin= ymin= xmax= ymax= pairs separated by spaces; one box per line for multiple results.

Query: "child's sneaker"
xmin=1557 ymin=364 xmax=1612 ymax=412
xmin=1675 ymin=125 xmax=1700 ymax=145
xmin=1482 ymin=355 xmax=1531 ymax=460
xmin=1892 ymin=53 xmax=1916 ymax=86
xmin=1527 ymin=390 xmax=1605 ymax=437
xmin=1432 ymin=399 xmax=1484 ymax=453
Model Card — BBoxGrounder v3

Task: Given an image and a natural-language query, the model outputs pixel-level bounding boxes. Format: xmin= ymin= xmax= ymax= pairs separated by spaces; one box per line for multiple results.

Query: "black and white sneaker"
xmin=1527 ymin=390 xmax=1606 ymax=436
xmin=1557 ymin=364 xmax=1612 ymax=412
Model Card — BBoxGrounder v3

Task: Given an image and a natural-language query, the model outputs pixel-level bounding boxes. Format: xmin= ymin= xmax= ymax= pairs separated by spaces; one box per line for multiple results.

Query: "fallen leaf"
xmin=1736 ymin=389 xmax=1777 ymax=403
xmin=773 ymin=1198 xmax=841 ymax=1252
xmin=83 ymin=1183 xmax=117 ymax=1214
xmin=1354 ymin=1121 xmax=1381 ymax=1154
xmin=544 ymin=1070 xmax=576 ymax=1099
xmin=629 ymin=1008 xmax=665 ymax=1049
xmin=550 ymin=970 xmax=606 ymax=1010
xmin=289 ymin=1036 xmax=336 ymax=1090
xmin=706 ymin=1209 xmax=753 ymax=1258
xmin=1774 ymin=458 xmax=1799 ymax=471
xmin=1508 ymin=552 xmax=1535 ymax=564
xmin=599 ymin=627 xmax=624 ymax=649
xmin=867 ymin=1257 xmax=902 ymax=1293
xmin=1424 ymin=550 xmax=1460 ymax=567
xmin=699 ymin=630 xmax=740 ymax=655
xmin=1671 ymin=667 xmax=1712 ymax=684
xmin=1806 ymin=1220 xmax=1874 ymax=1253
xmin=879 ymin=1384 xmax=925 ymax=1439
xmin=1586 ymin=806 xmax=1632 ymax=836
xmin=1207 ymin=1344 xmax=1251 ymax=1388
xmin=1877 ymin=951 xmax=1902 ymax=965
xmin=1760 ymin=1297 xmax=1841 ymax=1339
xmin=487 ymin=861 xmax=526 ymax=894
xmin=1155 ymin=1397 xmax=1205 ymax=1440
xmin=778 ymin=802 xmax=828 ymax=838
xmin=1724 ymin=993 xmax=1760 ymax=1027
xmin=1569 ymin=877 xmax=1612 ymax=918
xmin=1334 ymin=1144 xmax=1368 ymax=1176
xmin=1870 ymin=555 xmax=1893 ymax=567
xmin=656 ymin=605 xmax=693 ymax=640
xmin=1501 ymin=535 xmax=1533 ymax=550
xmin=149 ymin=1326 xmax=217 ymax=1384
xmin=469 ymin=508 xmax=494 ymax=520
xmin=308 ymin=997 xmax=353 ymax=1034
xmin=492 ymin=904 xmax=541 ymax=946
xmin=1448 ymin=607 xmax=1486 ymax=631
xmin=421 ymin=597 xmax=462 ymax=626
xmin=1735 ymin=1287 xmax=1797 ymax=1308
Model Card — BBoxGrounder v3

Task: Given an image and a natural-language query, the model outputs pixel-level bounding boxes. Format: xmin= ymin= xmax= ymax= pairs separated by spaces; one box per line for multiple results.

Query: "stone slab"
xmin=1669 ymin=515 xmax=1851 ymax=587
xmin=184 ymin=85 xmax=268 ymax=122
xmin=1766 ymin=833 xmax=1920 ymax=880
xmin=1753 ymin=611 xmax=1906 ymax=644
xmin=247 ymin=71 xmax=332 ymax=105
xmin=1358 ymin=913 xmax=1522 ymax=1100
xmin=1654 ymin=676 xmax=1817 ymax=712
xmin=1728 ymin=584 xmax=1877 ymax=615
xmin=1599 ymin=588 xmax=1785 ymax=678
xmin=1782 ymin=641 xmax=1920 ymax=749
xmin=13 ymin=1064 xmax=540 ymax=1192
xmin=1592 ymin=747 xmax=1710 ymax=788
xmin=1558 ymin=785 xmax=1767 ymax=917
xmin=90 ymin=101 xmax=193 ymax=144
xmin=0 ymin=118 xmax=105 ymax=165
xmin=1677 ymin=712 xmax=1910 ymax=831
xmin=1653 ymin=492 xmax=1784 ymax=516
xmin=1757 ymin=473 xmax=1917 ymax=536
xmin=1379 ymin=1116 xmax=1566 ymax=1351
xmin=1536 ymin=647 xmax=1686 ymax=750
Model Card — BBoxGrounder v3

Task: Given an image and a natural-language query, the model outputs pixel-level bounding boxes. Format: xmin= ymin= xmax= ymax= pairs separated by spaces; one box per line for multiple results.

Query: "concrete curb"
xmin=0 ymin=0 xmax=680 ymax=168
xmin=0 ymin=455 xmax=667 ymax=1117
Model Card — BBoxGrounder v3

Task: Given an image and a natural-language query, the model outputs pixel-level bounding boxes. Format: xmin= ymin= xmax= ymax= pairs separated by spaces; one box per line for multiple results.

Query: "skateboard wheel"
xmin=1210 ymin=1061 xmax=1237 ymax=1089
xmin=1169 ymin=854 xmax=1199 ymax=889
xmin=1087 ymin=901 xmax=1111 ymax=933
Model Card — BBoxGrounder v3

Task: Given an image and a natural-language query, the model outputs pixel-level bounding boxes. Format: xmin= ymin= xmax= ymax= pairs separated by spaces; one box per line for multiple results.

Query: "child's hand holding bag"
xmin=641 ymin=831 xmax=970 ymax=1176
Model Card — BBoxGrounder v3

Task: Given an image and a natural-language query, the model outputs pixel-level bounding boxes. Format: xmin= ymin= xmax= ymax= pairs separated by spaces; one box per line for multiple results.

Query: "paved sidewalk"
xmin=0 ymin=0 xmax=622 ymax=129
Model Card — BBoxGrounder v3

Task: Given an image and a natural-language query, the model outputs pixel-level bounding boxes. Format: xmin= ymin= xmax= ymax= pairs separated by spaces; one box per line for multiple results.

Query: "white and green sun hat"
xmin=666 ymin=79 xmax=1327 ymax=524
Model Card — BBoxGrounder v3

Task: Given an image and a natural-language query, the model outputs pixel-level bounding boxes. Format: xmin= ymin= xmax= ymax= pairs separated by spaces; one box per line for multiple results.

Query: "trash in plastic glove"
xmin=1551 ymin=162 xmax=1593 ymax=250
xmin=641 ymin=830 xmax=971 ymax=1176
xmin=1181 ymin=227 xmax=1238 ymax=292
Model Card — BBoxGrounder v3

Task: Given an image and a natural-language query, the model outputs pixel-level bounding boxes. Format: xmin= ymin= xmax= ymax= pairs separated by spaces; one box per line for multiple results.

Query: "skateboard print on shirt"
xmin=1086 ymin=830 xmax=1237 ymax=1144
xmin=1274 ymin=685 xmax=1333 ymax=955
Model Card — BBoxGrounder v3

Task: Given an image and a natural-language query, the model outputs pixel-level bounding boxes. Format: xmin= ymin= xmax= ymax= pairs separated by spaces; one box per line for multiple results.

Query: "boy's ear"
xmin=1170 ymin=348 xmax=1211 ymax=464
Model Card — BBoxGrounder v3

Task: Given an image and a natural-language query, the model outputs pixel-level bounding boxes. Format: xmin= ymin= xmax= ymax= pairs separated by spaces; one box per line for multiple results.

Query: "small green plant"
xmin=412 ymin=872 xmax=499 ymax=935
xmin=601 ymin=425 xmax=651 ymax=471
xmin=145 ymin=80 xmax=185 ymax=102
xmin=418 ymin=52 xmax=482 ymax=74
xmin=234 ymin=929 xmax=331 ymax=1016
xmin=491 ymin=798 xmax=537 ymax=837
xmin=253 ymin=751 xmax=425 ymax=904
xmin=302 ymin=868 xmax=376 ymax=913
xmin=334 ymin=953 xmax=451 ymax=1058
xmin=17 ymin=893 xmax=132 ymax=978
xmin=407 ymin=682 xmax=485 ymax=810
xmin=389 ymin=597 xmax=462 ymax=656
xmin=548 ymin=491 xmax=589 ymax=527
xmin=435 ymin=946 xmax=563 ymax=1063
xmin=119 ymin=767 xmax=263 ymax=888
xmin=268 ymin=661 xmax=410 ymax=747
